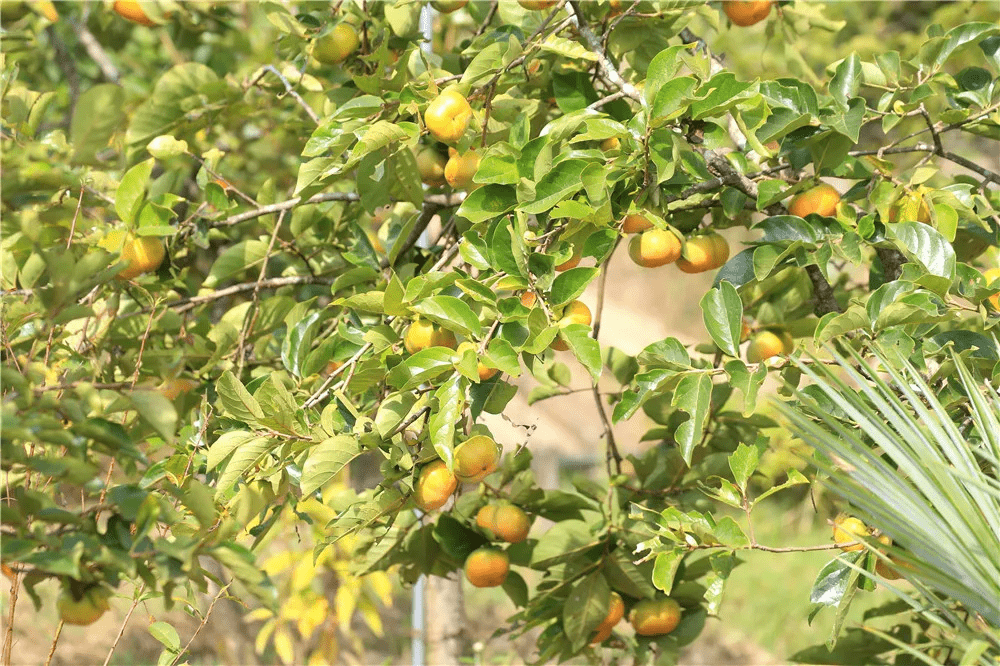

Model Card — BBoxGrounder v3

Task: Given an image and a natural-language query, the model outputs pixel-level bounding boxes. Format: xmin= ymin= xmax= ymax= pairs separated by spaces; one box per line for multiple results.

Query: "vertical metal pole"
xmin=411 ymin=569 xmax=426 ymax=666
xmin=412 ymin=9 xmax=436 ymax=666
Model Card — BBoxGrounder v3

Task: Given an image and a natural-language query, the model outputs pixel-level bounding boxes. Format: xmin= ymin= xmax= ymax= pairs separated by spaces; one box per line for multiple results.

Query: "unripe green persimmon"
xmin=313 ymin=24 xmax=359 ymax=65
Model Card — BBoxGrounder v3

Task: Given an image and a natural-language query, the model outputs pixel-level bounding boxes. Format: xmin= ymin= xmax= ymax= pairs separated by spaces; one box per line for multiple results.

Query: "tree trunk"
xmin=425 ymin=574 xmax=467 ymax=665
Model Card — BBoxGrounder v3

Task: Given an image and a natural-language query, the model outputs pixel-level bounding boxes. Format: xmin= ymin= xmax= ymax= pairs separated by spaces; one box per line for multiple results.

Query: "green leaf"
xmin=207 ymin=431 xmax=265 ymax=471
xmin=918 ymin=22 xmax=1000 ymax=69
xmin=652 ymin=549 xmax=683 ymax=594
xmin=520 ymin=160 xmax=590 ymax=215
xmin=643 ymin=44 xmax=688 ymax=105
xmin=530 ymin=520 xmax=598 ymax=568
xmin=562 ymin=572 xmax=609 ymax=650
xmin=728 ymin=442 xmax=761 ymax=493
xmin=829 ymin=53 xmax=861 ymax=108
xmin=126 ymin=63 xmax=223 ymax=145
xmin=179 ymin=479 xmax=217 ymax=530
xmin=375 ymin=392 xmax=419 ymax=438
xmin=71 ymin=84 xmax=125 ymax=164
xmin=810 ymin=554 xmax=862 ymax=608
xmin=713 ymin=248 xmax=756 ymax=289
xmin=411 ymin=295 xmax=482 ymax=338
xmin=428 ymin=376 xmax=464 ymax=470
xmin=386 ymin=348 xmax=457 ymax=390
xmin=116 ymin=159 xmax=154 ymax=227
xmin=204 ymin=240 xmax=271 ymax=288
xmin=724 ymin=360 xmax=768 ymax=416
xmin=753 ymin=469 xmax=809 ymax=506
xmin=559 ymin=325 xmax=601 ymax=383
xmin=300 ymin=436 xmax=361 ymax=496
xmin=890 ymin=221 xmax=956 ymax=278
xmin=212 ymin=543 xmax=274 ymax=606
xmin=651 ymin=76 xmax=698 ymax=124
xmin=433 ymin=514 xmax=488 ymax=562
xmin=214 ymin=437 xmax=275 ymax=498
xmin=689 ymin=73 xmax=756 ymax=120
xmin=217 ymin=371 xmax=265 ymax=424
xmin=457 ymin=185 xmax=518 ymax=223
xmin=502 ymin=571 xmax=529 ymax=608
xmin=700 ymin=281 xmax=743 ymax=358
xmin=347 ymin=120 xmax=412 ymax=164
xmin=148 ymin=621 xmax=180 ymax=652
xmin=671 ymin=373 xmax=713 ymax=465
xmin=281 ymin=311 xmax=324 ymax=378
xmin=129 ymin=390 xmax=177 ymax=443
xmin=549 ymin=267 xmax=599 ymax=306
xmin=605 ymin=550 xmax=657 ymax=599
xmin=714 ymin=516 xmax=750 ymax=548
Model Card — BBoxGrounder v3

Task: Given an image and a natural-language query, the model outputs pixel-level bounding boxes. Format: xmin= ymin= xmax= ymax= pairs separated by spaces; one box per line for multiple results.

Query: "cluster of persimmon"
xmin=462 ymin=503 xmax=533 ymax=587
xmin=619 ymin=214 xmax=730 ymax=273
xmin=410 ymin=438 xmax=520 ymax=588
xmin=586 ymin=592 xmax=683 ymax=644
xmin=418 ymin=90 xmax=479 ymax=190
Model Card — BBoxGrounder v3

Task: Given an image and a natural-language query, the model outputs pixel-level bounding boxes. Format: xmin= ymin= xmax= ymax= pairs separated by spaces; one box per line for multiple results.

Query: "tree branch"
xmin=383 ymin=200 xmax=445 ymax=269
xmin=805 ymin=264 xmax=843 ymax=315
xmin=70 ymin=20 xmax=120 ymax=83
xmin=565 ymin=1 xmax=642 ymax=103
xmin=257 ymin=65 xmax=320 ymax=125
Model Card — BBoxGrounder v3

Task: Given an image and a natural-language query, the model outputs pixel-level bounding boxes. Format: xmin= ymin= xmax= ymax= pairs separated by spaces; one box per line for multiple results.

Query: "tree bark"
xmin=425 ymin=575 xmax=467 ymax=665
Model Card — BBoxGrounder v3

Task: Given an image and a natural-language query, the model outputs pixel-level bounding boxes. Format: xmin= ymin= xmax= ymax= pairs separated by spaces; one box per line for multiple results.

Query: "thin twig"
xmin=43 ymin=621 xmax=63 ymax=666
xmin=235 ymin=211 xmax=286 ymax=375
xmin=565 ymin=1 xmax=642 ymax=103
xmin=70 ymin=21 xmax=120 ymax=82
xmin=387 ymin=406 xmax=432 ymax=439
xmin=805 ymin=264 xmax=843 ymax=315
xmin=303 ymin=340 xmax=377 ymax=409
xmin=102 ymin=584 xmax=145 ymax=666
xmin=472 ymin=0 xmax=499 ymax=38
xmin=384 ymin=201 xmax=445 ymax=269
xmin=586 ymin=90 xmax=626 ymax=111
xmin=150 ymin=275 xmax=337 ymax=315
xmin=1 ymin=571 xmax=19 ymax=666
xmin=259 ymin=65 xmax=320 ymax=125
xmin=167 ymin=584 xmax=231 ymax=666
xmin=215 ymin=192 xmax=459 ymax=229
xmin=589 ymin=246 xmax=622 ymax=476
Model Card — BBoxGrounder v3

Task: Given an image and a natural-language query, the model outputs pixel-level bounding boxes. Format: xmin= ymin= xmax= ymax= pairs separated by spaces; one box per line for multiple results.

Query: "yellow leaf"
xmin=291 ymin=554 xmax=317 ymax=591
xmin=262 ymin=550 xmax=298 ymax=576
xmin=297 ymin=596 xmax=328 ymax=638
xmin=334 ymin=584 xmax=356 ymax=632
xmin=254 ymin=618 xmax=276 ymax=655
xmin=364 ymin=571 xmax=393 ymax=606
xmin=244 ymin=607 xmax=274 ymax=623
xmin=282 ymin=593 xmax=306 ymax=619
xmin=358 ymin=596 xmax=383 ymax=637
xmin=307 ymin=649 xmax=330 ymax=666
xmin=274 ymin=628 xmax=295 ymax=665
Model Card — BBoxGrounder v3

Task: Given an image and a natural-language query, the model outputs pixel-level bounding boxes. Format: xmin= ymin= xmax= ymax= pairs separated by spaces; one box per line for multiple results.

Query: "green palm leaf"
xmin=777 ymin=342 xmax=1000 ymax=664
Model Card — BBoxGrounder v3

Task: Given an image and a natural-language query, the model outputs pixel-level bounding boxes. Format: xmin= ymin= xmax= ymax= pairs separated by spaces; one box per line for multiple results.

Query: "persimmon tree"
xmin=2 ymin=1 xmax=999 ymax=665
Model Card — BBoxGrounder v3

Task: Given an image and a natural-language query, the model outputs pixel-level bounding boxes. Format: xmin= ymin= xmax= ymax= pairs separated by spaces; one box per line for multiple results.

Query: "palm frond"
xmin=776 ymin=343 xmax=1000 ymax=662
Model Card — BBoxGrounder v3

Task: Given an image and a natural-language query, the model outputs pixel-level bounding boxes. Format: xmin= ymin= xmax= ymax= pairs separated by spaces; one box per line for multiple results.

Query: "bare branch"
xmin=258 ymin=65 xmax=320 ymax=125
xmin=565 ymin=2 xmax=642 ymax=103
xmin=70 ymin=20 xmax=120 ymax=83
xmin=805 ymin=264 xmax=843 ymax=315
